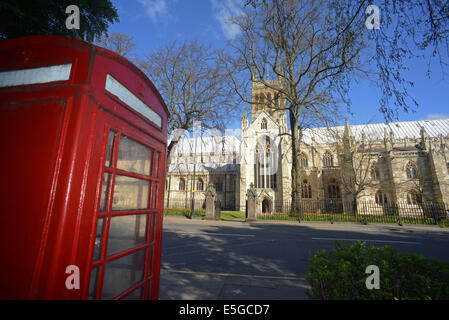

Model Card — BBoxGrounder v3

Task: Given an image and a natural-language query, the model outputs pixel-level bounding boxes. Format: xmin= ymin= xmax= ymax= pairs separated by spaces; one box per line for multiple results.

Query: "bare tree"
xmin=139 ymin=40 xmax=240 ymax=169
xmin=333 ymin=128 xmax=383 ymax=204
xmin=234 ymin=0 xmax=449 ymax=216
xmin=245 ymin=0 xmax=449 ymax=120
xmin=95 ymin=32 xmax=137 ymax=60
xmin=221 ymin=0 xmax=367 ymax=214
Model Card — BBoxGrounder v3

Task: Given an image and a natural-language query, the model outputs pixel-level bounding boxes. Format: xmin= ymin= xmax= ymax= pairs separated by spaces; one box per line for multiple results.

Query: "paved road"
xmin=159 ymin=217 xmax=449 ymax=300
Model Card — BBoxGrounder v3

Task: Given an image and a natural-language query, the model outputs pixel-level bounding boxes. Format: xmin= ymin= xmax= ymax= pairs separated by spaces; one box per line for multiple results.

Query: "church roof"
xmin=169 ymin=118 xmax=449 ymax=154
xmin=301 ymin=118 xmax=449 ymax=144
xmin=169 ymin=163 xmax=237 ymax=173
xmin=168 ymin=118 xmax=449 ymax=172
xmin=251 ymin=109 xmax=281 ymax=129
xmin=170 ymin=135 xmax=241 ymax=154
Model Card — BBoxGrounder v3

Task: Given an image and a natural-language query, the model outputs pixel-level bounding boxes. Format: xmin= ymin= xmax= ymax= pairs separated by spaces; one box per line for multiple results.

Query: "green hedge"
xmin=306 ymin=241 xmax=449 ymax=300
xmin=439 ymin=218 xmax=449 ymax=228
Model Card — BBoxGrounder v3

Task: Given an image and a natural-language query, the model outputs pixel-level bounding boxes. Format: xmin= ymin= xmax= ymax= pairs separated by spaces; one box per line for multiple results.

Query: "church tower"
xmin=237 ymin=69 xmax=289 ymax=212
xmin=241 ymin=108 xmax=248 ymax=130
xmin=251 ymin=73 xmax=287 ymax=127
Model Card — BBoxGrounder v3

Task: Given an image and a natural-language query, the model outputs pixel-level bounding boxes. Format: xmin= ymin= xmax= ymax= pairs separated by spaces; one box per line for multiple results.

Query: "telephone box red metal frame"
xmin=0 ymin=35 xmax=169 ymax=299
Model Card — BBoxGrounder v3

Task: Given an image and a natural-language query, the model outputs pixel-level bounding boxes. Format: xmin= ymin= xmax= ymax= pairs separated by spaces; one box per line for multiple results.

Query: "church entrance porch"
xmin=262 ymin=198 xmax=272 ymax=214
xmin=256 ymin=189 xmax=275 ymax=216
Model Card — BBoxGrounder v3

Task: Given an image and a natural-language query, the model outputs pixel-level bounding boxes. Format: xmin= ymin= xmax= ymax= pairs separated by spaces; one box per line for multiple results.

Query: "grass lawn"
xmin=220 ymin=211 xmax=246 ymax=220
xmin=164 ymin=208 xmax=246 ymax=220
xmin=163 ymin=208 xmax=205 ymax=218
xmin=257 ymin=212 xmax=437 ymax=225
xmin=257 ymin=213 xmax=298 ymax=221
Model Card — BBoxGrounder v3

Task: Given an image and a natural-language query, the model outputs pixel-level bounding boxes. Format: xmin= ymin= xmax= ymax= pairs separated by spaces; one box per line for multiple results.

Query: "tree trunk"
xmin=165 ymin=139 xmax=178 ymax=173
xmin=290 ymin=112 xmax=302 ymax=217
xmin=164 ymin=139 xmax=178 ymax=210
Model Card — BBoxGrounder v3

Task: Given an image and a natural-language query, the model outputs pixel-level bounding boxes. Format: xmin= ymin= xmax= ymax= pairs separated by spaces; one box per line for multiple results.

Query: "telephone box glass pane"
xmin=105 ymin=130 xmax=117 ymax=167
xmin=154 ymin=152 xmax=160 ymax=178
xmin=152 ymin=182 xmax=158 ymax=208
xmin=150 ymin=213 xmax=156 ymax=243
xmin=112 ymin=175 xmax=150 ymax=210
xmin=117 ymin=135 xmax=153 ymax=176
xmin=147 ymin=246 xmax=153 ymax=276
xmin=146 ymin=280 xmax=152 ymax=300
xmin=93 ymin=218 xmax=105 ymax=261
xmin=88 ymin=266 xmax=100 ymax=300
xmin=107 ymin=214 xmax=149 ymax=256
xmin=102 ymin=249 xmax=146 ymax=299
xmin=99 ymin=173 xmax=111 ymax=212
xmin=123 ymin=286 xmax=143 ymax=300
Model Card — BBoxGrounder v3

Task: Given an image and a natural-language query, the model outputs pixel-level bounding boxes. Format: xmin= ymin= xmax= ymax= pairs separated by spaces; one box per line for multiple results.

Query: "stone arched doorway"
xmin=262 ymin=198 xmax=272 ymax=214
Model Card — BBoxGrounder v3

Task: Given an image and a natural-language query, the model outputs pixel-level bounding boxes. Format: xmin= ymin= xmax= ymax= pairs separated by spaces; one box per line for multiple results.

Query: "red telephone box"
xmin=0 ymin=35 xmax=169 ymax=299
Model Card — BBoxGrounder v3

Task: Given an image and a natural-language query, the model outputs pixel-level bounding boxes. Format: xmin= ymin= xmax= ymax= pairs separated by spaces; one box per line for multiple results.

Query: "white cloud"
xmin=211 ymin=0 xmax=243 ymax=40
xmin=138 ymin=0 xmax=170 ymax=22
xmin=425 ymin=113 xmax=449 ymax=120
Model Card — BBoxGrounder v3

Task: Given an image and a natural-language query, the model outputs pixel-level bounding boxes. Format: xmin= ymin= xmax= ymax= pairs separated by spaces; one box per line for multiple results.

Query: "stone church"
xmin=164 ymin=78 xmax=449 ymax=214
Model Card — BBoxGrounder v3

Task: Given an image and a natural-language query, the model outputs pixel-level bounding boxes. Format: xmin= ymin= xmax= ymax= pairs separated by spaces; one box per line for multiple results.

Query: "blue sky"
xmin=108 ymin=0 xmax=449 ymax=129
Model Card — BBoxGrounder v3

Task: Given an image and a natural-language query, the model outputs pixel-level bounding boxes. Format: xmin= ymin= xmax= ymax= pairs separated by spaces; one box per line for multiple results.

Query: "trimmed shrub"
xmin=439 ymin=218 xmax=449 ymax=228
xmin=306 ymin=241 xmax=449 ymax=300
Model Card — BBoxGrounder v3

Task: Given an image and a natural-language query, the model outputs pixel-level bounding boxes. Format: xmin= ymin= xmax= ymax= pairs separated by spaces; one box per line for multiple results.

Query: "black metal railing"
xmin=164 ymin=198 xmax=236 ymax=211
xmin=258 ymin=199 xmax=448 ymax=225
xmin=164 ymin=197 xmax=448 ymax=225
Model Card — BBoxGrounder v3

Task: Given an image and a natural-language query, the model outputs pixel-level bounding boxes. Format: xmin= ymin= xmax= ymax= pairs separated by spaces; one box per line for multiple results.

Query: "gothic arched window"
xmin=302 ymin=179 xmax=312 ymax=198
xmin=261 ymin=118 xmax=267 ymax=130
xmin=254 ymin=94 xmax=260 ymax=112
xmin=254 ymin=135 xmax=276 ymax=189
xmin=196 ymin=178 xmax=204 ymax=191
xmin=275 ymin=92 xmax=282 ymax=108
xmin=407 ymin=190 xmax=422 ymax=205
xmin=327 ymin=178 xmax=341 ymax=199
xmin=375 ymin=191 xmax=388 ymax=205
xmin=265 ymin=137 xmax=271 ymax=155
xmin=323 ymin=151 xmax=333 ymax=167
xmin=179 ymin=178 xmax=186 ymax=191
xmin=406 ymin=162 xmax=417 ymax=179
xmin=299 ymin=153 xmax=308 ymax=168
xmin=370 ymin=164 xmax=380 ymax=180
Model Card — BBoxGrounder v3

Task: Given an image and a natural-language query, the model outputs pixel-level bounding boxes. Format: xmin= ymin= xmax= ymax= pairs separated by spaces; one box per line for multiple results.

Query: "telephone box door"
xmin=86 ymin=109 xmax=164 ymax=300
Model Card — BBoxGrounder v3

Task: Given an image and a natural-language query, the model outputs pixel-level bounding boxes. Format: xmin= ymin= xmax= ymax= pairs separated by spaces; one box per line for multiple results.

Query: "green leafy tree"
xmin=0 ymin=0 xmax=118 ymax=41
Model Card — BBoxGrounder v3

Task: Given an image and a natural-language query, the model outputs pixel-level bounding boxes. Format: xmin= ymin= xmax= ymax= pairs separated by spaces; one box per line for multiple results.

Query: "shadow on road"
xmin=159 ymin=219 xmax=449 ymax=300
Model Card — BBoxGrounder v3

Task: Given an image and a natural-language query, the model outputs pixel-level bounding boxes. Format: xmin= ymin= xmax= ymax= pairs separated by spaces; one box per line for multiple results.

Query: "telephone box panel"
xmin=0 ymin=35 xmax=169 ymax=299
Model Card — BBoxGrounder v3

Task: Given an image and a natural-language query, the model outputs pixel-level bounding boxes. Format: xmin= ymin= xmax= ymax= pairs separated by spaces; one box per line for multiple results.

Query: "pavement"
xmin=159 ymin=216 xmax=449 ymax=300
